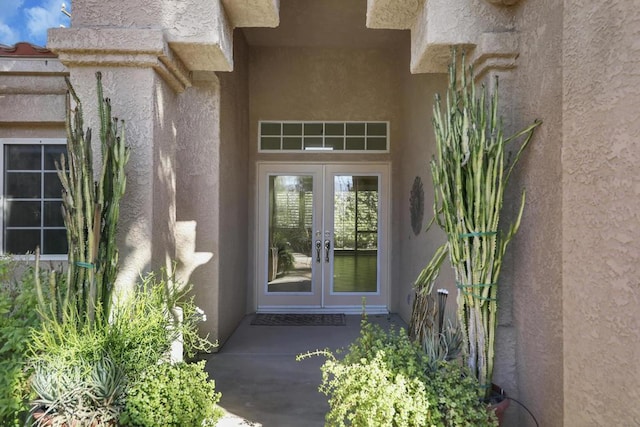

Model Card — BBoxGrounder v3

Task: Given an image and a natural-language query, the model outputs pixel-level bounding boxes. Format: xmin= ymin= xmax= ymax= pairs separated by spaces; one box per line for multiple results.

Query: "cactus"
xmin=37 ymin=72 xmax=129 ymax=327
xmin=412 ymin=51 xmax=540 ymax=398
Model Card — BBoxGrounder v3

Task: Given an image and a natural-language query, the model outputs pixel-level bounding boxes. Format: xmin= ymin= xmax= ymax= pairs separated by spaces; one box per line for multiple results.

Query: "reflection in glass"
xmin=5 ymin=229 xmax=39 ymax=254
xmin=44 ymin=145 xmax=67 ymax=170
xmin=44 ymin=173 xmax=63 ymax=198
xmin=43 ymin=229 xmax=68 ymax=255
xmin=333 ymin=175 xmax=378 ymax=292
xmin=345 ymin=137 xmax=365 ymax=150
xmin=5 ymin=145 xmax=40 ymax=170
xmin=5 ymin=172 xmax=40 ymax=198
xmin=44 ymin=201 xmax=64 ymax=226
xmin=267 ymin=175 xmax=313 ymax=293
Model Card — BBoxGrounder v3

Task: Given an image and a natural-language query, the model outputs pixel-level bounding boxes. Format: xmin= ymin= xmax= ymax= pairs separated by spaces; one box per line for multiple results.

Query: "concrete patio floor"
xmin=204 ymin=313 xmax=407 ymax=427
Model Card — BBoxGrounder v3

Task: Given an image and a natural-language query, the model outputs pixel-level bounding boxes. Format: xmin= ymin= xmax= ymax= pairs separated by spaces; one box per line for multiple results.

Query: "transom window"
xmin=0 ymin=139 xmax=68 ymax=258
xmin=259 ymin=121 xmax=389 ymax=152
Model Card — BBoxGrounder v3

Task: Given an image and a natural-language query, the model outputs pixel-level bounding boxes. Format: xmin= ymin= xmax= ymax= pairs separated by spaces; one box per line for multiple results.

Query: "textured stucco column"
xmin=562 ymin=3 xmax=640 ymax=425
xmin=176 ymin=79 xmax=221 ymax=341
xmin=47 ymin=26 xmax=181 ymax=291
xmin=175 ymin=31 xmax=250 ymax=345
xmin=51 ymin=66 xmax=177 ymax=291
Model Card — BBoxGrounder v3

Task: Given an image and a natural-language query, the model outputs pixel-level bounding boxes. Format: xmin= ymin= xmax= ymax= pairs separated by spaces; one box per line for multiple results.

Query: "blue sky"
xmin=0 ymin=0 xmax=71 ymax=47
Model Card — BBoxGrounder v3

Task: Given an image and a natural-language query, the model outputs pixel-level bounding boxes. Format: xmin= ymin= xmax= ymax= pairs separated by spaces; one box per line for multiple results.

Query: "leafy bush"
xmin=316 ymin=350 xmax=436 ymax=426
xmin=28 ymin=272 xmax=218 ymax=426
xmin=299 ymin=320 xmax=497 ymax=427
xmin=120 ymin=361 xmax=223 ymax=427
xmin=0 ymin=259 xmax=43 ymax=426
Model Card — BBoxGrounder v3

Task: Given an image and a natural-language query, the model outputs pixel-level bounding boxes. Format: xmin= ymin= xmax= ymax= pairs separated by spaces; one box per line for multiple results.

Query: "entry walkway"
xmin=205 ymin=313 xmax=407 ymax=427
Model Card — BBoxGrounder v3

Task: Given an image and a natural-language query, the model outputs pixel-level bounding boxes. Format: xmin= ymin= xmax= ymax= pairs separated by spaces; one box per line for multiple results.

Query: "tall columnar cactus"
xmin=45 ymin=72 xmax=130 ymax=326
xmin=413 ymin=52 xmax=540 ymax=398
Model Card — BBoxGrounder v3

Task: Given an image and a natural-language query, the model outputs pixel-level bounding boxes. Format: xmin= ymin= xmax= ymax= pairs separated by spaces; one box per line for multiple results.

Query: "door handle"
xmin=324 ymin=239 xmax=331 ymax=262
xmin=315 ymin=240 xmax=322 ymax=263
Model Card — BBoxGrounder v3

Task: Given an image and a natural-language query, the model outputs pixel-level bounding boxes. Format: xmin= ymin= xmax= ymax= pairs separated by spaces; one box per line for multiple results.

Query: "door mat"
xmin=251 ymin=313 xmax=346 ymax=326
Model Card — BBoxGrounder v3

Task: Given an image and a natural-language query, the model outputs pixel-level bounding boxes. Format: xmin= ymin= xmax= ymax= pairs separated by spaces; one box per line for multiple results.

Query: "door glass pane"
xmin=333 ymin=175 xmax=378 ymax=292
xmin=267 ymin=175 xmax=313 ymax=293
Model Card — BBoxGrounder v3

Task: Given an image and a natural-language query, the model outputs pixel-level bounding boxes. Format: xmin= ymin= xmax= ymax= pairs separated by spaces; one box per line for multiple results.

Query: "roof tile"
xmin=0 ymin=42 xmax=57 ymax=58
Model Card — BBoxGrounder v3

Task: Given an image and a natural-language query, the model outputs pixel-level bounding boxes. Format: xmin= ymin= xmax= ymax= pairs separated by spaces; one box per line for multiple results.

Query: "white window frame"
xmin=258 ymin=121 xmax=391 ymax=153
xmin=0 ymin=138 xmax=68 ymax=261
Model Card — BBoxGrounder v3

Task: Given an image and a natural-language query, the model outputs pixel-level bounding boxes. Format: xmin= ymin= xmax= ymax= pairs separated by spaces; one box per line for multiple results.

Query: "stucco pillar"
xmin=175 ymin=78 xmax=221 ymax=341
xmin=47 ymin=28 xmax=182 ymax=291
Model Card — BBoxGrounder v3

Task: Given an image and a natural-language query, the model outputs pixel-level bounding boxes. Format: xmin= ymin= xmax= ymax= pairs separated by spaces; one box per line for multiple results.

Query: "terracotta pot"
xmin=488 ymin=384 xmax=510 ymax=426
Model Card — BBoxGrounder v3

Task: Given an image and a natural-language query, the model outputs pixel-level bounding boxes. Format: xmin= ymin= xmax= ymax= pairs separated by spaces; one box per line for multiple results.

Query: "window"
xmin=259 ymin=121 xmax=389 ymax=152
xmin=0 ymin=139 xmax=68 ymax=258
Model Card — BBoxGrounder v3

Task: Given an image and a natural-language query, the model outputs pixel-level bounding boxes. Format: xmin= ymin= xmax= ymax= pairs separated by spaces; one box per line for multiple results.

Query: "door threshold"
xmin=256 ymin=305 xmax=388 ymax=315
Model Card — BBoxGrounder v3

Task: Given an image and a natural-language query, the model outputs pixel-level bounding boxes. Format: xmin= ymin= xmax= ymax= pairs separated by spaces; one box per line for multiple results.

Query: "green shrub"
xmin=28 ymin=272 xmax=218 ymax=426
xmin=0 ymin=259 xmax=42 ymax=426
xmin=317 ymin=350 xmax=436 ymax=426
xmin=120 ymin=361 xmax=223 ymax=427
xmin=299 ymin=320 xmax=497 ymax=427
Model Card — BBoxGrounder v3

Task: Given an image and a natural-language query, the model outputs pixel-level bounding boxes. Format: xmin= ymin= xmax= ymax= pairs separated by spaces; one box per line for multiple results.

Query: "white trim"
xmin=0 ymin=138 xmax=68 ymax=260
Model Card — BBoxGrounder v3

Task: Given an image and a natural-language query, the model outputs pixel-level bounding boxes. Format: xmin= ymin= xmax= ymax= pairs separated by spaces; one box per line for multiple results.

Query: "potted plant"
xmin=410 ymin=50 xmax=541 ymax=420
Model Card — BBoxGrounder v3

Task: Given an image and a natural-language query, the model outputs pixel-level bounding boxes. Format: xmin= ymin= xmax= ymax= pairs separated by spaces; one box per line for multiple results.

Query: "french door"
xmin=256 ymin=163 xmax=389 ymax=313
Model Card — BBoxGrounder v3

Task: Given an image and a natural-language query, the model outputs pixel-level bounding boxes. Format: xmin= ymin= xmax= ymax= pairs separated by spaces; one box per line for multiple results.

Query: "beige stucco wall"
xmin=175 ymin=31 xmax=250 ymax=346
xmin=247 ymin=44 xmax=404 ymax=311
xmin=176 ymin=80 xmax=221 ymax=340
xmin=217 ymin=31 xmax=250 ymax=343
xmin=151 ymin=72 xmax=178 ymax=274
xmin=395 ymin=69 xmax=451 ymax=323
xmin=507 ymin=1 xmax=565 ymax=425
xmin=0 ymin=57 xmax=67 ymax=134
xmin=562 ymin=3 xmax=640 ymax=425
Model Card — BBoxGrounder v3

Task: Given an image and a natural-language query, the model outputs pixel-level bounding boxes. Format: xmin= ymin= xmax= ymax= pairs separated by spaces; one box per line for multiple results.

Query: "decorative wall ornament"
xmin=410 ymin=176 xmax=424 ymax=236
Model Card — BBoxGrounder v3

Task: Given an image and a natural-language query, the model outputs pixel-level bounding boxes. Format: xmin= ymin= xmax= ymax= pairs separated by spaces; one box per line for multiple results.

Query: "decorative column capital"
xmin=470 ymin=32 xmax=520 ymax=81
xmin=47 ymin=28 xmax=191 ymax=93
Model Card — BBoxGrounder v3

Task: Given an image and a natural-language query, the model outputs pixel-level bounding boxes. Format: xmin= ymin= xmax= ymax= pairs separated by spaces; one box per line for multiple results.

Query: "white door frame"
xmin=255 ymin=161 xmax=390 ymax=314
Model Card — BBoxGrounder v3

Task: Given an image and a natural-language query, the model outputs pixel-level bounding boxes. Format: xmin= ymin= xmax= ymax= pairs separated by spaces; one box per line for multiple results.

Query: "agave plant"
xmin=412 ymin=50 xmax=540 ymax=398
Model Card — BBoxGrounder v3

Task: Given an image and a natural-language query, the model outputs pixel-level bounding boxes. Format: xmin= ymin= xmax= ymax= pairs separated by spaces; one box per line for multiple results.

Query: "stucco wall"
xmin=0 ymin=57 xmax=67 ymax=135
xmin=175 ymin=32 xmax=250 ymax=345
xmin=217 ymin=31 xmax=250 ymax=343
xmin=247 ymin=45 xmax=403 ymax=311
xmin=176 ymin=80 xmax=221 ymax=340
xmin=395 ymin=68 xmax=451 ymax=323
xmin=151 ymin=71 xmax=178 ymax=274
xmin=562 ymin=2 xmax=640 ymax=425
xmin=507 ymin=1 xmax=565 ymax=425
